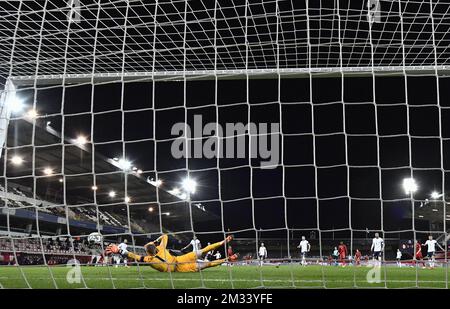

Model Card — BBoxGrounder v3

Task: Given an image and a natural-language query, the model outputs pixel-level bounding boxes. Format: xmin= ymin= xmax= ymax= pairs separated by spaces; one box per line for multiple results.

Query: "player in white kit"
xmin=396 ymin=249 xmax=402 ymax=267
xmin=117 ymin=239 xmax=129 ymax=267
xmin=423 ymin=235 xmax=444 ymax=268
xmin=182 ymin=236 xmax=202 ymax=254
xmin=258 ymin=243 xmax=268 ymax=266
xmin=297 ymin=236 xmax=311 ymax=266
xmin=371 ymin=233 xmax=384 ymax=265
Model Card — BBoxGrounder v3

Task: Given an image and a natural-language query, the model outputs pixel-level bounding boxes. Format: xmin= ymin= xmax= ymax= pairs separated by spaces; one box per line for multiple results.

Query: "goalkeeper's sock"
xmin=207 ymin=258 xmax=227 ymax=268
xmin=198 ymin=258 xmax=228 ymax=270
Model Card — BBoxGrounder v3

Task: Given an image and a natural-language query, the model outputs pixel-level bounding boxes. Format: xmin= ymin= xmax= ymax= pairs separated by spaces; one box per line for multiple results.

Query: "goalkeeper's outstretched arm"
xmin=105 ymin=243 xmax=152 ymax=263
xmin=105 ymin=234 xmax=169 ymax=262
xmin=152 ymin=234 xmax=168 ymax=250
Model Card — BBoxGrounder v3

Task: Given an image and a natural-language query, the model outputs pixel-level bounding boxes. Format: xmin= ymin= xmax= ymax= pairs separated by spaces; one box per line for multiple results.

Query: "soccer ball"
xmin=88 ymin=232 xmax=103 ymax=244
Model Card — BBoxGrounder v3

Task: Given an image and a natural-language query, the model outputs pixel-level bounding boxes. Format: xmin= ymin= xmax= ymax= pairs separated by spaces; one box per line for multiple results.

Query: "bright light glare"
xmin=125 ymin=196 xmax=131 ymax=203
xmin=91 ymin=185 xmax=98 ymax=191
xmin=26 ymin=109 xmax=38 ymax=119
xmin=172 ymin=188 xmax=180 ymax=195
xmin=182 ymin=178 xmax=197 ymax=194
xmin=75 ymin=135 xmax=88 ymax=145
xmin=431 ymin=191 xmax=440 ymax=199
xmin=118 ymin=158 xmax=132 ymax=170
xmin=402 ymin=178 xmax=418 ymax=195
xmin=10 ymin=155 xmax=23 ymax=165
xmin=148 ymin=207 xmax=154 ymax=212
xmin=108 ymin=191 xmax=116 ymax=198
xmin=149 ymin=178 xmax=163 ymax=187
xmin=7 ymin=96 xmax=24 ymax=113
xmin=43 ymin=167 xmax=53 ymax=175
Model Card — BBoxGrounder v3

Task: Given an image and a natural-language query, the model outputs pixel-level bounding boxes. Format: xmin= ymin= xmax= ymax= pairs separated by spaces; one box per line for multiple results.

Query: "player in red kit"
xmin=338 ymin=241 xmax=348 ymax=266
xmin=354 ymin=249 xmax=362 ymax=266
xmin=415 ymin=240 xmax=425 ymax=268
xmin=227 ymin=245 xmax=234 ymax=258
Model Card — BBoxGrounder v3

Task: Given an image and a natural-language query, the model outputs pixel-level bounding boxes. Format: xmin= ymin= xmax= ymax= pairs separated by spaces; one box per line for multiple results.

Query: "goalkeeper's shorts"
xmin=175 ymin=252 xmax=200 ymax=272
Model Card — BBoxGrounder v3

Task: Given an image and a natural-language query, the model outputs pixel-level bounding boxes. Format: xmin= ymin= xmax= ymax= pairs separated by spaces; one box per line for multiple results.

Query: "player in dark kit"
xmin=415 ymin=240 xmax=425 ymax=268
xmin=354 ymin=249 xmax=362 ymax=266
xmin=338 ymin=242 xmax=348 ymax=266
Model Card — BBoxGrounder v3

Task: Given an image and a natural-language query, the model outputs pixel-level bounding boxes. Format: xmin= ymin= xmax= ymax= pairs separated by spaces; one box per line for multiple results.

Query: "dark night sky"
xmin=6 ymin=74 xmax=450 ymax=239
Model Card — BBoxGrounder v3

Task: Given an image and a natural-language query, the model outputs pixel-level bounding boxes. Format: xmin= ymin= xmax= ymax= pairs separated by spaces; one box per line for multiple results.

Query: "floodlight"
xmin=43 ymin=167 xmax=54 ymax=175
xmin=148 ymin=178 xmax=163 ymax=187
xmin=118 ymin=158 xmax=132 ymax=170
xmin=26 ymin=109 xmax=38 ymax=119
xmin=10 ymin=155 xmax=23 ymax=166
xmin=108 ymin=191 xmax=116 ymax=198
xmin=402 ymin=178 xmax=418 ymax=195
xmin=182 ymin=178 xmax=197 ymax=194
xmin=75 ymin=135 xmax=88 ymax=145
xmin=430 ymin=191 xmax=441 ymax=199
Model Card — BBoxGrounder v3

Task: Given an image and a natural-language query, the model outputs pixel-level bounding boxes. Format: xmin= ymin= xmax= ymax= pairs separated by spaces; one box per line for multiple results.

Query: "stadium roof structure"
xmin=2 ymin=0 xmax=450 ymax=87
xmin=410 ymin=199 xmax=450 ymax=222
xmin=0 ymin=115 xmax=219 ymax=228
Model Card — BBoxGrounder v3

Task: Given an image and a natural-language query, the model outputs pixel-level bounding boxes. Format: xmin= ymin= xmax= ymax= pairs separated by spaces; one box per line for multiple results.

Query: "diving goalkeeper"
xmin=105 ymin=234 xmax=238 ymax=272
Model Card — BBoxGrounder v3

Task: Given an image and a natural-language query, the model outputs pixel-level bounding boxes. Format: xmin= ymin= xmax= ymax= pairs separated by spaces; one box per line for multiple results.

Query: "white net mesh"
xmin=0 ymin=0 xmax=449 ymax=289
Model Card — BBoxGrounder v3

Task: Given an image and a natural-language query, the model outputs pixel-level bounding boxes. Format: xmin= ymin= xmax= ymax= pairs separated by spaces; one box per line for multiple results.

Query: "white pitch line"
xmin=0 ymin=276 xmax=447 ymax=284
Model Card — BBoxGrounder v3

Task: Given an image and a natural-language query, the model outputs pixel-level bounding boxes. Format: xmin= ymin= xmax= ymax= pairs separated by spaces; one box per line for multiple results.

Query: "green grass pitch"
xmin=0 ymin=265 xmax=449 ymax=289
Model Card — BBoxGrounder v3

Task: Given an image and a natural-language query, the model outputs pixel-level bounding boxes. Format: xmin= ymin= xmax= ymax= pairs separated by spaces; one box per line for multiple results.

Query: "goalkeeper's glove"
xmin=105 ymin=244 xmax=128 ymax=256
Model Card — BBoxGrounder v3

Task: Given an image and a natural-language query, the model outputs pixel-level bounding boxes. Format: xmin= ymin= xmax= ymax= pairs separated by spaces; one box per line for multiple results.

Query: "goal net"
xmin=0 ymin=0 xmax=449 ymax=289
